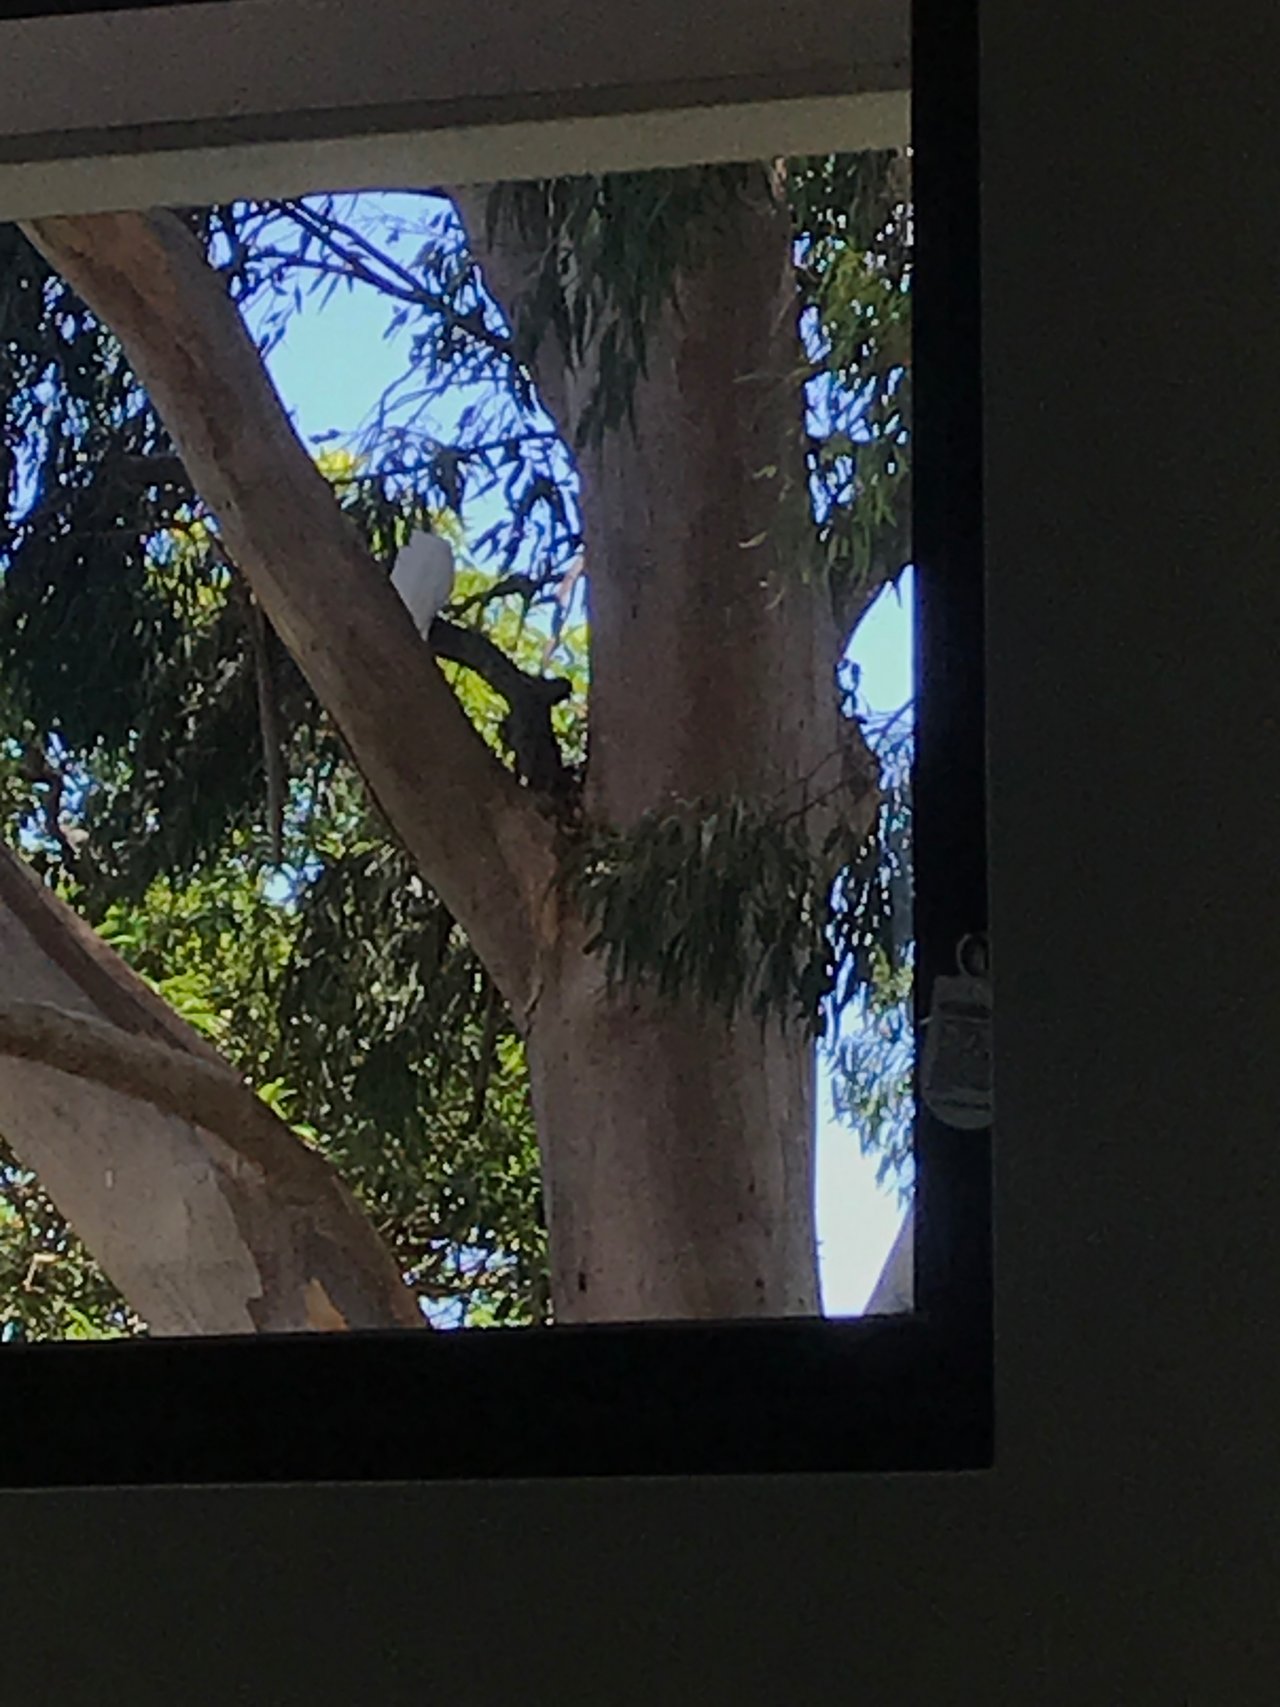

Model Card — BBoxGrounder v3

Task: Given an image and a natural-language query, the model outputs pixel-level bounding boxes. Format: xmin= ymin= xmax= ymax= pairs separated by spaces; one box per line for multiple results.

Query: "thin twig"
xmin=271 ymin=201 xmax=516 ymax=363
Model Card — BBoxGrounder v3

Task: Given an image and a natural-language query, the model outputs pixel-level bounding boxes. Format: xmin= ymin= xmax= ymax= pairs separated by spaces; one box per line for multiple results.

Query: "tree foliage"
xmin=0 ymin=151 xmax=914 ymax=1337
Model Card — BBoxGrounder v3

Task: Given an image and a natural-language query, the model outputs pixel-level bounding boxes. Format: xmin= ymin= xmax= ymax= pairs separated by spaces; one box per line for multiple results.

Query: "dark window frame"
xmin=0 ymin=0 xmax=989 ymax=1488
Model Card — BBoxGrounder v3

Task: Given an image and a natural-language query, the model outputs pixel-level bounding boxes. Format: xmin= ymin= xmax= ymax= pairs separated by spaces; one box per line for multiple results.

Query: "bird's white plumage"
xmin=390 ymin=529 xmax=456 ymax=638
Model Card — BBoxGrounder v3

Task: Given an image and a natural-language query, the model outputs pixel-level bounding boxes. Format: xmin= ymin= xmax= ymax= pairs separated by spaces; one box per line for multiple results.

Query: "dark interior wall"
xmin=2 ymin=3 xmax=1279 ymax=1702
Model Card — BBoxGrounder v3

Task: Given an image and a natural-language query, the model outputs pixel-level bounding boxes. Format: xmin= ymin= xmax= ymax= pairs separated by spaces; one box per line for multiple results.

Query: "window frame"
xmin=0 ymin=0 xmax=990 ymax=1487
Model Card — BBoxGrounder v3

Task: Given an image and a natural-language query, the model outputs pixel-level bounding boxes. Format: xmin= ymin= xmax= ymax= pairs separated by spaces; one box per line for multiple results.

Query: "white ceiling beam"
xmin=0 ymin=0 xmax=908 ymax=217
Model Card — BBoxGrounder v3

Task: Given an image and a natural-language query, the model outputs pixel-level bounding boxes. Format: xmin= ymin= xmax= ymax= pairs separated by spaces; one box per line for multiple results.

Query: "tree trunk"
xmin=527 ymin=920 xmax=819 ymax=1321
xmin=470 ymin=169 xmax=875 ymax=1320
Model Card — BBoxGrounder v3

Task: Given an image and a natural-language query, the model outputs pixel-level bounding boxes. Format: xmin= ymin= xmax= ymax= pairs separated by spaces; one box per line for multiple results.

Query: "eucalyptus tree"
xmin=0 ymin=152 xmax=912 ymax=1330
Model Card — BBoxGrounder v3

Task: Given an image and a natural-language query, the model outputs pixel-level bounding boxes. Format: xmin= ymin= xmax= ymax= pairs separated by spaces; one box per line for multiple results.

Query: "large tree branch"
xmin=0 ymin=843 xmax=423 ymax=1333
xmin=20 ymin=210 xmax=558 ymax=1024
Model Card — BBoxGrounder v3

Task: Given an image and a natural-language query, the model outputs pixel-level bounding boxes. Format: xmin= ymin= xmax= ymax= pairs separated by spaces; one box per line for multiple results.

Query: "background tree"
xmin=0 ymin=153 xmax=912 ymax=1333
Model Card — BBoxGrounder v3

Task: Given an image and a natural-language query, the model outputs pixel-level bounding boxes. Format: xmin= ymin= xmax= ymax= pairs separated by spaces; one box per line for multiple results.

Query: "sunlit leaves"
xmin=278 ymin=839 xmax=546 ymax=1319
xmin=792 ymin=151 xmax=913 ymax=625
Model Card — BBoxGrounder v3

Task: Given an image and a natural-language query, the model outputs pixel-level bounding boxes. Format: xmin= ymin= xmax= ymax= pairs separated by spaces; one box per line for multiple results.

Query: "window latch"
xmin=921 ymin=932 xmax=993 ymax=1131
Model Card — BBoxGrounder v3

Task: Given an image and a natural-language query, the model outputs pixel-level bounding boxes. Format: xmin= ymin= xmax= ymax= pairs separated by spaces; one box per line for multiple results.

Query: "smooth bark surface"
xmin=0 ymin=845 xmax=421 ymax=1334
xmin=527 ymin=920 xmax=820 ymax=1320
xmin=461 ymin=172 xmax=878 ymax=1320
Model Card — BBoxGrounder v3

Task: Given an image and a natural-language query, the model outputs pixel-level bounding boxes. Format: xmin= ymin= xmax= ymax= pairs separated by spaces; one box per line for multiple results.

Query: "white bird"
xmin=390 ymin=528 xmax=456 ymax=639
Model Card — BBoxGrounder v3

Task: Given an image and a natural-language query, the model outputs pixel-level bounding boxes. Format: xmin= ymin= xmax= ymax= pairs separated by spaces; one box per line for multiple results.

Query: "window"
xmin=0 ymin=0 xmax=989 ymax=1484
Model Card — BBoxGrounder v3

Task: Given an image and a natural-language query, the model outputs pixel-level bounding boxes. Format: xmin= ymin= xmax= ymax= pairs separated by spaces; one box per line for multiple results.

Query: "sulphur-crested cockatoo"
xmin=391 ymin=528 xmax=455 ymax=639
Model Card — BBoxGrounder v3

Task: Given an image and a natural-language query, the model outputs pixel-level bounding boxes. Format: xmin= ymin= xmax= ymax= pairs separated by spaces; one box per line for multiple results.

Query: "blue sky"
xmin=255 ymin=197 xmax=911 ymax=1315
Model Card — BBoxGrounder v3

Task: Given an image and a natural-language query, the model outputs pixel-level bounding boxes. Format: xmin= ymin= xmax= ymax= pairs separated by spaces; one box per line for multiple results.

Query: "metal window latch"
xmin=921 ymin=932 xmax=993 ymax=1131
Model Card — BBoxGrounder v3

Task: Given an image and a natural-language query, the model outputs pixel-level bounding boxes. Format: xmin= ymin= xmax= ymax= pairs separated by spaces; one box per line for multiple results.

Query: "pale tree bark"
xmin=0 ymin=844 xmax=421 ymax=1334
xmin=454 ymin=169 xmax=878 ymax=1320
xmin=20 ymin=175 xmax=878 ymax=1327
